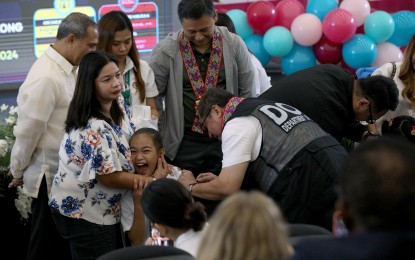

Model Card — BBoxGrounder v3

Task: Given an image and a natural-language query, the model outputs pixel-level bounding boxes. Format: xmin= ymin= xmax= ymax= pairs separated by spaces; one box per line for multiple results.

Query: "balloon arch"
xmin=218 ymin=0 xmax=415 ymax=75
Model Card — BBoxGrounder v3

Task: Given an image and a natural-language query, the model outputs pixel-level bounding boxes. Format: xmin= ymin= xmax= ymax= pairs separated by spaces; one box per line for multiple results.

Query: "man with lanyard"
xmin=149 ymin=0 xmax=254 ymax=214
xmin=179 ymin=88 xmax=348 ymax=229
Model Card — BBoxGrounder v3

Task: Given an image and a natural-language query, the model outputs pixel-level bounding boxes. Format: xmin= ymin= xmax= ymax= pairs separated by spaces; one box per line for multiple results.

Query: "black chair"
xmin=97 ymin=245 xmax=195 ymax=260
xmin=288 ymin=224 xmax=333 ymax=247
xmin=288 ymin=223 xmax=332 ymax=237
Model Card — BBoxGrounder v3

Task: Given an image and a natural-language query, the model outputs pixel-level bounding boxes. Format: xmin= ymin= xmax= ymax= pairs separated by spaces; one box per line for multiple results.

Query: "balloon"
xmin=306 ymin=0 xmax=338 ymax=21
xmin=313 ymin=35 xmax=343 ymax=64
xmin=356 ymin=25 xmax=365 ymax=34
xmin=341 ymin=58 xmax=356 ymax=74
xmin=364 ymin=11 xmax=394 ymax=43
xmin=226 ymin=9 xmax=253 ymax=40
xmin=275 ymin=0 xmax=305 ymax=29
xmin=219 ymin=0 xmax=249 ymax=3
xmin=291 ymin=13 xmax=322 ymax=46
xmin=244 ymin=34 xmax=271 ymax=66
xmin=371 ymin=42 xmax=403 ymax=67
xmin=322 ymin=9 xmax=356 ymax=43
xmin=281 ymin=43 xmax=316 ymax=75
xmin=342 ymin=34 xmax=377 ymax=69
xmin=339 ymin=0 xmax=371 ymax=27
xmin=263 ymin=26 xmax=294 ymax=57
xmin=388 ymin=11 xmax=415 ymax=47
xmin=246 ymin=1 xmax=277 ymax=35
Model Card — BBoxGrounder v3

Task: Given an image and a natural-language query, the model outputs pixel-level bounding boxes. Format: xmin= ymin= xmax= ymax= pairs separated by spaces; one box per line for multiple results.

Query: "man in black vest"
xmin=179 ymin=88 xmax=348 ymax=229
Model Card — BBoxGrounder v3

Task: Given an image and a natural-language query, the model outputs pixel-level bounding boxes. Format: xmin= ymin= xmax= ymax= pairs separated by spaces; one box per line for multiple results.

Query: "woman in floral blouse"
xmin=48 ymin=51 xmax=168 ymax=260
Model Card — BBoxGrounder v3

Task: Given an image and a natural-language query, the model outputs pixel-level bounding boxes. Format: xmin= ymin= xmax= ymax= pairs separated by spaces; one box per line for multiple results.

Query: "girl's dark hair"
xmin=141 ymin=178 xmax=207 ymax=231
xmin=65 ymin=51 xmax=123 ymax=132
xmin=97 ymin=11 xmax=146 ymax=103
xmin=130 ymin=128 xmax=163 ymax=151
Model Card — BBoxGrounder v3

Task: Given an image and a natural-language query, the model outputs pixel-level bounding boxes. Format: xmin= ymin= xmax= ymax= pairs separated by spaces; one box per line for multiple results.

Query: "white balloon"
xmin=340 ymin=0 xmax=371 ymax=27
xmin=371 ymin=42 xmax=403 ymax=67
xmin=291 ymin=13 xmax=322 ymax=46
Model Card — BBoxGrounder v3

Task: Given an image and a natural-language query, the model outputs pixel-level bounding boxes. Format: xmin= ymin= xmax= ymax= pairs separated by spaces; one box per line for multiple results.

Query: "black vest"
xmin=227 ymin=98 xmax=328 ymax=194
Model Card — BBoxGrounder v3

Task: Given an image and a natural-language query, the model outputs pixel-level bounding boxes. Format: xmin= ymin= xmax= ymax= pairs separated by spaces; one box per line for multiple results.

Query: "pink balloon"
xmin=323 ymin=9 xmax=357 ymax=43
xmin=339 ymin=0 xmax=371 ymax=27
xmin=275 ymin=0 xmax=305 ymax=29
xmin=291 ymin=13 xmax=322 ymax=46
xmin=371 ymin=42 xmax=403 ymax=67
xmin=247 ymin=1 xmax=277 ymax=34
xmin=313 ymin=35 xmax=343 ymax=64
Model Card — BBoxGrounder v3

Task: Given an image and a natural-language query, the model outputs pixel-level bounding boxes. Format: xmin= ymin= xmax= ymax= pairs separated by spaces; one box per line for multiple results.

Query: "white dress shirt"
xmin=10 ymin=46 xmax=77 ymax=197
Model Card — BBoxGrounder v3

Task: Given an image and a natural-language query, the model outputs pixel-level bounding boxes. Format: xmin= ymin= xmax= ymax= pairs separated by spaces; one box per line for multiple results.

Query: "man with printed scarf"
xmin=149 ymin=0 xmax=254 ymax=214
xmin=179 ymin=88 xmax=348 ymax=230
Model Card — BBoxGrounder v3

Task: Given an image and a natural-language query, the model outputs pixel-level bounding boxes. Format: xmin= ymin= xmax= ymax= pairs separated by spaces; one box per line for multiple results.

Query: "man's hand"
xmin=8 ymin=177 xmax=23 ymax=188
xmin=196 ymin=172 xmax=217 ymax=183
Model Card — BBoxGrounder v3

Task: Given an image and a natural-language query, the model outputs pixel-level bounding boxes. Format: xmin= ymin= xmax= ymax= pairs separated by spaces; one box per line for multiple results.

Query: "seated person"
xmin=179 ymin=88 xmax=348 ymax=230
xmin=197 ymin=191 xmax=293 ymax=260
xmin=141 ymin=178 xmax=208 ymax=257
xmin=292 ymin=138 xmax=415 ymax=259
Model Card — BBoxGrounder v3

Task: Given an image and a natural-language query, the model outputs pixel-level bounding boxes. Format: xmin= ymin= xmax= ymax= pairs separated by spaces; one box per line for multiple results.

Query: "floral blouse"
xmin=49 ymin=101 xmax=135 ymax=225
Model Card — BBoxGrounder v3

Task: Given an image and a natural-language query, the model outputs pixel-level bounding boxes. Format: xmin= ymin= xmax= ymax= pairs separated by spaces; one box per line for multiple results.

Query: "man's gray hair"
xmin=56 ymin=12 xmax=96 ymax=40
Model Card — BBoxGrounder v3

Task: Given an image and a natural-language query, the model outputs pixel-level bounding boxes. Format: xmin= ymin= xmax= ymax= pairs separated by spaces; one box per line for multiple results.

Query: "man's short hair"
xmin=198 ymin=88 xmax=234 ymax=119
xmin=56 ymin=12 xmax=96 ymax=40
xmin=177 ymin=0 xmax=215 ymax=22
xmin=340 ymin=138 xmax=415 ymax=230
xmin=357 ymin=75 xmax=399 ymax=113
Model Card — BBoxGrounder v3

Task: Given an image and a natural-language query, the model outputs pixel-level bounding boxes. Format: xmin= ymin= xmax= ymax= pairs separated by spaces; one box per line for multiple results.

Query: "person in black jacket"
xmin=260 ymin=64 xmax=399 ymax=150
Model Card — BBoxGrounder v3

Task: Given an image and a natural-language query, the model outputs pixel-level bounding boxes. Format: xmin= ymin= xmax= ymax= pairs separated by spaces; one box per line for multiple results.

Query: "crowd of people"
xmin=7 ymin=0 xmax=415 ymax=259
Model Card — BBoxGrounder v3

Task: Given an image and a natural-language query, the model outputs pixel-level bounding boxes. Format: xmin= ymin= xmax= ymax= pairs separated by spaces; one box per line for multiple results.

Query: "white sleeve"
xmin=121 ymin=191 xmax=134 ymax=232
xmin=371 ymin=62 xmax=394 ymax=77
xmin=139 ymin=60 xmax=159 ymax=98
xmin=251 ymin=54 xmax=272 ymax=96
xmin=221 ymin=116 xmax=262 ymax=168
xmin=10 ymin=77 xmax=59 ymax=178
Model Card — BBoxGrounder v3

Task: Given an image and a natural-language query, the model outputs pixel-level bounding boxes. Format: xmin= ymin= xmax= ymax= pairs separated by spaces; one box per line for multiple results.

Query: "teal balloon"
xmin=244 ymin=34 xmax=271 ymax=66
xmin=281 ymin=43 xmax=316 ymax=75
xmin=263 ymin=26 xmax=294 ymax=57
xmin=226 ymin=9 xmax=253 ymax=40
xmin=387 ymin=11 xmax=415 ymax=47
xmin=342 ymin=34 xmax=377 ymax=69
xmin=306 ymin=0 xmax=338 ymax=21
xmin=364 ymin=11 xmax=395 ymax=43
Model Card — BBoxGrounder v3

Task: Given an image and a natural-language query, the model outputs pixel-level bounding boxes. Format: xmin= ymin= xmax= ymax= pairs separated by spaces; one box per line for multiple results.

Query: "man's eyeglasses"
xmin=200 ymin=106 xmax=215 ymax=130
xmin=366 ymin=97 xmax=376 ymax=124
